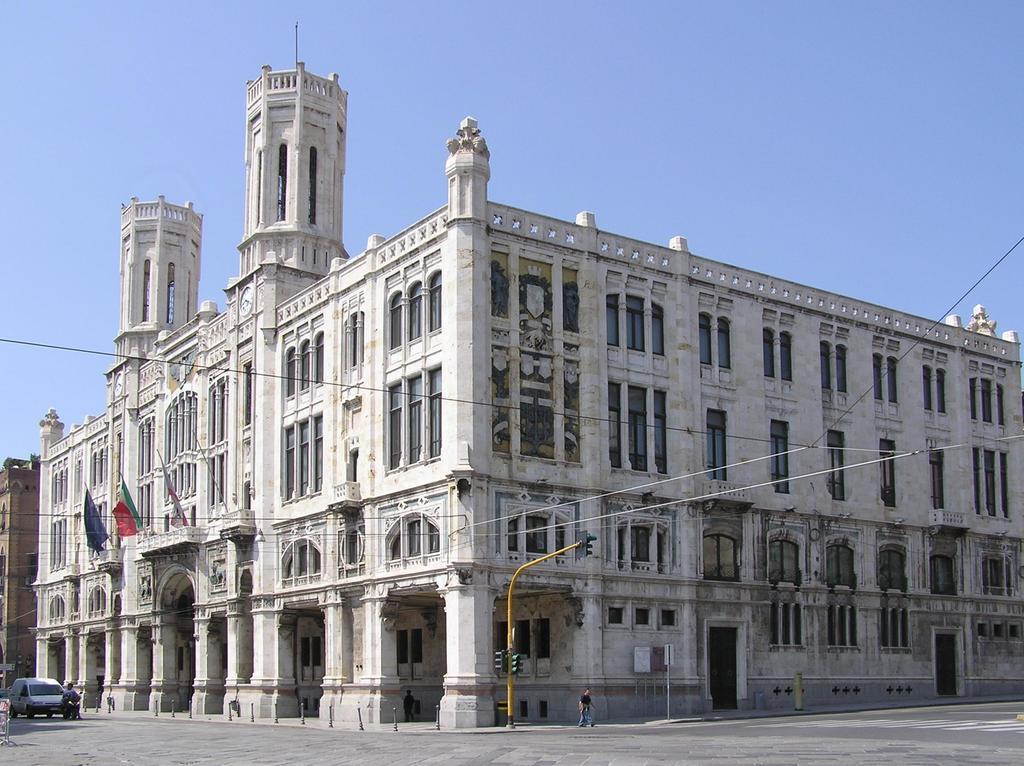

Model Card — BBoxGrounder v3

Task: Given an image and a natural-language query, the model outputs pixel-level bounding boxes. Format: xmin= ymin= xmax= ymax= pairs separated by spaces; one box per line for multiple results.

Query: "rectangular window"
xmin=608 ymin=607 xmax=624 ymax=625
xmin=780 ymin=332 xmax=792 ymax=381
xmin=408 ymin=376 xmax=423 ymax=464
xmin=770 ymin=602 xmax=802 ymax=646
xmin=243 ymin=362 xmax=253 ymax=426
xmin=981 ymin=378 xmax=993 ymax=422
xmin=631 ymin=525 xmax=651 ymax=562
xmin=936 ymin=369 xmax=946 ymax=413
xmin=698 ymin=314 xmax=712 ymax=365
xmin=536 ymin=618 xmax=551 ymax=658
xmin=969 ymin=377 xmax=977 ymax=420
xmin=835 ymin=345 xmax=847 ymax=392
xmin=651 ymin=305 xmax=665 ymax=356
xmin=973 ymin=447 xmax=982 ymax=514
xmin=514 ymin=619 xmax=531 ymax=656
xmin=627 ymin=386 xmax=648 ymax=472
xmin=763 ymin=329 xmax=775 ymax=378
xmin=635 ymin=607 xmax=650 ymax=626
xmin=886 ymin=357 xmax=898 ymax=403
xmin=879 ymin=438 xmax=896 ymax=507
xmin=1000 ymin=452 xmax=1009 ymax=518
xmin=820 ymin=342 xmax=832 ymax=389
xmin=880 ymin=607 xmax=910 ymax=648
xmin=313 ymin=415 xmax=323 ymax=492
xmin=284 ymin=426 xmax=296 ymax=498
xmin=706 ymin=410 xmax=727 ymax=480
xmin=608 ymin=383 xmax=622 ymax=468
xmin=525 ymin=515 xmax=547 ymax=554
xmin=388 ymin=384 xmax=403 ymax=470
xmin=827 ymin=430 xmax=845 ymax=500
xmin=827 ymin=604 xmax=857 ymax=647
xmin=411 ymin=628 xmax=423 ymax=663
xmin=872 ymin=355 xmax=883 ymax=400
xmin=606 ymin=294 xmax=619 ymax=346
xmin=930 ymin=450 xmax=944 ymax=509
xmin=625 ymin=296 xmax=645 ymax=351
xmin=428 ymin=368 xmax=442 ymax=458
xmin=653 ymin=390 xmax=667 ymax=474
xmin=770 ymin=420 xmax=789 ymax=493
xmin=997 ymin=384 xmax=1005 ymax=426
xmin=922 ymin=366 xmax=933 ymax=411
xmin=298 ymin=420 xmax=310 ymax=495
xmin=661 ymin=609 xmax=676 ymax=627
xmin=984 ymin=449 xmax=996 ymax=516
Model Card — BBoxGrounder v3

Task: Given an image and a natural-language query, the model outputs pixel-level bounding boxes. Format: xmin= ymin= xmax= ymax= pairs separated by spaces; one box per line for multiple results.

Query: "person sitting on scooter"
xmin=62 ymin=682 xmax=82 ymax=719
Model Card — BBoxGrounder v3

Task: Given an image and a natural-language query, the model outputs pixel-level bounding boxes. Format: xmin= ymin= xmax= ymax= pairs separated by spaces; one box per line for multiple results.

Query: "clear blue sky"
xmin=2 ymin=1 xmax=1022 ymax=458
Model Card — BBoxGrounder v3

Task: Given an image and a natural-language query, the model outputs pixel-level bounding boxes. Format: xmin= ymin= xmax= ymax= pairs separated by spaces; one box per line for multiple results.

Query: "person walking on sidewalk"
xmin=403 ymin=690 xmax=416 ymax=722
xmin=577 ymin=688 xmax=594 ymax=727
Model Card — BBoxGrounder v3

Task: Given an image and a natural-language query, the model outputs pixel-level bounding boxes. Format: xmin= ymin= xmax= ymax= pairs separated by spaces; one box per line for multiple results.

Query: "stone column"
xmin=111 ymin=622 xmax=142 ymax=711
xmin=104 ymin=622 xmax=120 ymax=705
xmin=35 ymin=636 xmax=50 ymax=678
xmin=353 ymin=591 xmax=399 ymax=723
xmin=321 ymin=594 xmax=349 ymax=715
xmin=571 ymin=590 xmax=603 ymax=682
xmin=237 ymin=597 xmax=281 ymax=719
xmin=439 ymin=578 xmax=497 ymax=728
xmin=66 ymin=629 xmax=80 ymax=685
xmin=192 ymin=614 xmax=224 ymax=714
xmin=150 ymin=616 xmax=179 ymax=712
xmin=226 ymin=600 xmax=254 ymax=684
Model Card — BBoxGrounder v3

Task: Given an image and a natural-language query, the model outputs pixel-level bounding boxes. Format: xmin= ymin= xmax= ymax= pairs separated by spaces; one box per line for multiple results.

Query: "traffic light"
xmin=510 ymin=652 xmax=523 ymax=675
xmin=494 ymin=649 xmax=507 ymax=674
xmin=575 ymin=531 xmax=598 ymax=558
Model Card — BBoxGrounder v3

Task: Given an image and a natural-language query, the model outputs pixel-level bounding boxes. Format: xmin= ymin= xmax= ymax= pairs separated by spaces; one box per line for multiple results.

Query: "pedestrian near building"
xmin=403 ymin=690 xmax=416 ymax=722
xmin=578 ymin=688 xmax=594 ymax=727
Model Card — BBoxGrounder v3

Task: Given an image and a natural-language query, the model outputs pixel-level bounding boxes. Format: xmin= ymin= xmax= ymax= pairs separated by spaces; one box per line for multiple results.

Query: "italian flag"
xmin=112 ymin=479 xmax=142 ymax=537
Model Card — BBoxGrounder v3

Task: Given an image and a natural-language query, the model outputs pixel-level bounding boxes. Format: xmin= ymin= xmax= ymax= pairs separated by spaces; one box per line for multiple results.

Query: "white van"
xmin=9 ymin=678 xmax=65 ymax=718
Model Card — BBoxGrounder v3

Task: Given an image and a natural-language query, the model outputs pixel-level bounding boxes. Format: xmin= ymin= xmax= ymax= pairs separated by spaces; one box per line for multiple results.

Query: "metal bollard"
xmin=301 ymin=699 xmax=306 ymax=725
xmin=794 ymin=672 xmax=805 ymax=711
xmin=435 ymin=704 xmax=440 ymax=730
xmin=154 ymin=698 xmax=159 ymax=717
xmin=357 ymin=706 xmax=364 ymax=731
xmin=250 ymin=702 xmax=254 ymax=723
xmin=328 ymin=703 xmax=334 ymax=728
xmin=171 ymin=699 xmax=176 ymax=718
xmin=228 ymin=700 xmax=233 ymax=721
xmin=107 ymin=696 xmax=113 ymax=714
xmin=189 ymin=700 xmax=193 ymax=720
xmin=96 ymin=694 xmax=101 ymax=714
xmin=393 ymin=706 xmax=399 ymax=732
xmin=274 ymin=700 xmax=279 ymax=724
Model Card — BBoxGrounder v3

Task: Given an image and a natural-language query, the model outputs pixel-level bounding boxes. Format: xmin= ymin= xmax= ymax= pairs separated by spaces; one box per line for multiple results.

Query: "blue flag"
xmin=83 ymin=488 xmax=109 ymax=553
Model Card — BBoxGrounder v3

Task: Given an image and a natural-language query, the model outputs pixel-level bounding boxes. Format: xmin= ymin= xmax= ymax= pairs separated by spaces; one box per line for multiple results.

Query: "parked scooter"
xmin=61 ymin=682 xmax=82 ymax=720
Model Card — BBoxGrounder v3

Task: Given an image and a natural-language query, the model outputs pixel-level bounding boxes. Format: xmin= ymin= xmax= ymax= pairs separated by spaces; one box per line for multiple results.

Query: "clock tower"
xmin=237 ymin=63 xmax=348 ymax=279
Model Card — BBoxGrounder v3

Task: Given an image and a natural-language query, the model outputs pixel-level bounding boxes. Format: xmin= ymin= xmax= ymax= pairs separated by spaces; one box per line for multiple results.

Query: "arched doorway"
xmin=152 ymin=573 xmax=196 ymax=712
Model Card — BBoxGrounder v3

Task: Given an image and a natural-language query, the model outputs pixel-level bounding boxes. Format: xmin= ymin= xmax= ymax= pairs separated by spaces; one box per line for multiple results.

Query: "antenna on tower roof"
xmin=294 ymin=22 xmax=299 ymax=69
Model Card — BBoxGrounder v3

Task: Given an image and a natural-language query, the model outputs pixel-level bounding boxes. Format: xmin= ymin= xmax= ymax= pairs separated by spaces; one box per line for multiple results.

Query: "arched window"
xmin=825 ymin=543 xmax=856 ymax=588
xmin=768 ymin=539 xmax=800 ymax=584
xmin=872 ymin=353 xmax=884 ymax=400
xmin=142 ymin=259 xmax=151 ymax=322
xmin=282 ymin=538 xmax=322 ymax=584
xmin=935 ymin=368 xmax=946 ymax=413
xmin=308 ymin=146 xmax=317 ymax=224
xmin=651 ymin=303 xmax=665 ymax=356
xmin=698 ymin=313 xmax=712 ymax=364
xmin=299 ymin=340 xmax=311 ymax=390
xmin=313 ymin=332 xmax=324 ymax=384
xmin=878 ymin=548 xmax=906 ymax=591
xmin=886 ymin=357 xmax=898 ymax=402
xmin=49 ymin=594 xmax=66 ymax=622
xmin=835 ymin=345 xmax=847 ymax=392
xmin=930 ymin=554 xmax=955 ymax=595
xmin=387 ymin=515 xmax=441 ymax=562
xmin=88 ymin=587 xmax=107 ymax=617
xmin=922 ymin=365 xmax=933 ymax=411
xmin=820 ymin=341 xmax=832 ymax=389
xmin=285 ymin=348 xmax=297 ymax=397
xmin=717 ymin=318 xmax=731 ymax=369
xmin=779 ymin=332 xmax=792 ymax=381
xmin=276 ymin=143 xmax=288 ymax=221
xmin=407 ymin=282 xmax=423 ymax=341
xmin=703 ymin=534 xmax=738 ymax=581
xmin=428 ymin=272 xmax=442 ymax=332
xmin=763 ymin=329 xmax=775 ymax=377
xmin=166 ymin=263 xmax=176 ymax=326
xmin=340 ymin=525 xmax=365 ymax=573
xmin=388 ymin=293 xmax=403 ymax=350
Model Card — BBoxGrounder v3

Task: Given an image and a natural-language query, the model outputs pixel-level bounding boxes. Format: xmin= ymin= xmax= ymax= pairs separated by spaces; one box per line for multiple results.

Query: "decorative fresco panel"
xmin=490 ymin=252 xmax=509 ymax=318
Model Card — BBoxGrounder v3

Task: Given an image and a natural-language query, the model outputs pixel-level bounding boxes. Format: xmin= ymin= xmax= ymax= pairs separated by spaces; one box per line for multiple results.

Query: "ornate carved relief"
xmin=490 ymin=254 xmax=510 ymax=318
xmin=967 ymin=304 xmax=997 ymax=336
xmin=562 ymin=269 xmax=579 ymax=333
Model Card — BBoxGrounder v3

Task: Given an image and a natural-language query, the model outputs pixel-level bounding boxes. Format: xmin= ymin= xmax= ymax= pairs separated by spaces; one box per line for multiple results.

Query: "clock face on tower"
xmin=114 ymin=374 xmax=123 ymax=397
xmin=240 ymin=286 xmax=254 ymax=316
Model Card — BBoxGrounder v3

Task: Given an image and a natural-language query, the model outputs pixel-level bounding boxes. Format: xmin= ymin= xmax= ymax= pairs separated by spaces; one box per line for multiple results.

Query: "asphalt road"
xmin=3 ymin=701 xmax=1023 ymax=764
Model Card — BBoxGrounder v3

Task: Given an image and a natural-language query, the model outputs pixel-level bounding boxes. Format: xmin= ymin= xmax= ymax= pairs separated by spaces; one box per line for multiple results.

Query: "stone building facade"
xmin=33 ymin=63 xmax=1024 ymax=727
xmin=1 ymin=458 xmax=40 ymax=686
